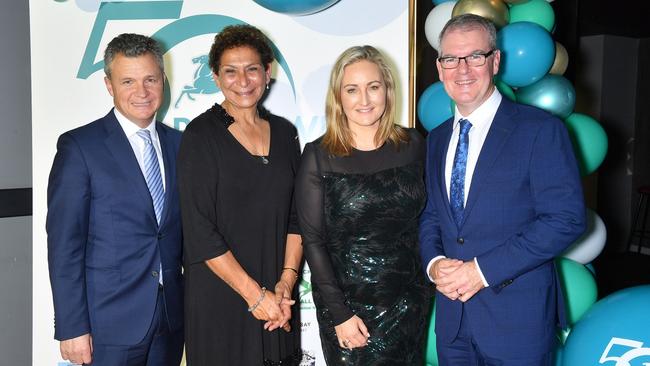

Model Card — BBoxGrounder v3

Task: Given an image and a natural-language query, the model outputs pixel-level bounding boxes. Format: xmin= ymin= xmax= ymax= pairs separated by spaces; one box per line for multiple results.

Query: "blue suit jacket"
xmin=419 ymin=98 xmax=585 ymax=358
xmin=47 ymin=110 xmax=183 ymax=345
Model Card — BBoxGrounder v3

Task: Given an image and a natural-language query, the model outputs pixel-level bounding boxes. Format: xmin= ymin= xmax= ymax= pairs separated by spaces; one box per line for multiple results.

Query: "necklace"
xmin=233 ymin=122 xmax=269 ymax=165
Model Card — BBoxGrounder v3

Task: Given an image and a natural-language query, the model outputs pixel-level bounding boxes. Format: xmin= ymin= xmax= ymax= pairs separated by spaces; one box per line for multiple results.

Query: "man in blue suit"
xmin=47 ymin=33 xmax=183 ymax=365
xmin=419 ymin=14 xmax=585 ymax=365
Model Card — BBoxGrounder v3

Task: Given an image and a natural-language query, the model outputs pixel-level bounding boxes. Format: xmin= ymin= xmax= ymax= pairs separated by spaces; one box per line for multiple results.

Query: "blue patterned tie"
xmin=450 ymin=119 xmax=472 ymax=227
xmin=137 ymin=129 xmax=165 ymax=224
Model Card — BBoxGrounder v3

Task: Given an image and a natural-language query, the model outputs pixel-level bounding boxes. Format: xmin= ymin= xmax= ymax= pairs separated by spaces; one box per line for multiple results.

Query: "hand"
xmin=430 ymin=258 xmax=463 ymax=282
xmin=60 ymin=333 xmax=92 ymax=365
xmin=249 ymin=288 xmax=281 ymax=322
xmin=264 ymin=278 xmax=296 ymax=332
xmin=335 ymin=315 xmax=370 ymax=350
xmin=435 ymin=260 xmax=485 ymax=302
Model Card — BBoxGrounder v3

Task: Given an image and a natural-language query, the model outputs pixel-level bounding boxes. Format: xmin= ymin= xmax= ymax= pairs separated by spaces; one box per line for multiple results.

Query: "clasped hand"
xmin=249 ymin=280 xmax=295 ymax=332
xmin=431 ymin=258 xmax=485 ymax=302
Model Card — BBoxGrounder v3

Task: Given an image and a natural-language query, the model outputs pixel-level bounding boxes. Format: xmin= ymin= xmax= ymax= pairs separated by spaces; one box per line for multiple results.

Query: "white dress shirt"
xmin=426 ymin=89 xmax=503 ymax=287
xmin=114 ymin=108 xmax=165 ymax=284
xmin=114 ymin=108 xmax=166 ymax=192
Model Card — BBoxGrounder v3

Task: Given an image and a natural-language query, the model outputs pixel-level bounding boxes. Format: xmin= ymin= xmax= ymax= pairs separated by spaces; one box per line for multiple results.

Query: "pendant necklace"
xmin=234 ymin=121 xmax=269 ymax=165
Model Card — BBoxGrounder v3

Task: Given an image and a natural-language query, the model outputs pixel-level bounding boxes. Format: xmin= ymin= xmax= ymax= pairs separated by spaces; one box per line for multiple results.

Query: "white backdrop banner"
xmin=30 ymin=1 xmax=409 ymax=365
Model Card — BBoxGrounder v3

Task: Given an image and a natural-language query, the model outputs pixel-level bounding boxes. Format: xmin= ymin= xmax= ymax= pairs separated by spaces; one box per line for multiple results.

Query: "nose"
xmin=457 ymin=58 xmax=470 ymax=73
xmin=360 ymin=89 xmax=370 ymax=105
xmin=236 ymin=70 xmax=250 ymax=87
xmin=135 ymin=81 xmax=149 ymax=97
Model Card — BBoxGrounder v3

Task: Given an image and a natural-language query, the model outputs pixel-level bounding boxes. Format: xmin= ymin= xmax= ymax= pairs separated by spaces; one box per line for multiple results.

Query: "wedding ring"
xmin=343 ymin=339 xmax=350 ymax=348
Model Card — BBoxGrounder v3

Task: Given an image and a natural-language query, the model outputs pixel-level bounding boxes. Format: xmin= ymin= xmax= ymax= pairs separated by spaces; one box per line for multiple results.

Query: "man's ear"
xmin=104 ymin=76 xmax=114 ymax=97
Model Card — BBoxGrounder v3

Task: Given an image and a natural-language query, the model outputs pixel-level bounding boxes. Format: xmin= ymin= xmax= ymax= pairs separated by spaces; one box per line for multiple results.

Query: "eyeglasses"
xmin=438 ymin=50 xmax=496 ymax=69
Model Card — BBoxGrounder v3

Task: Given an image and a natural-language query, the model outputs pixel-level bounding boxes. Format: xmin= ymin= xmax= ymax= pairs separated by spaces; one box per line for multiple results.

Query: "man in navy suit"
xmin=47 ymin=33 xmax=183 ymax=365
xmin=419 ymin=14 xmax=585 ymax=365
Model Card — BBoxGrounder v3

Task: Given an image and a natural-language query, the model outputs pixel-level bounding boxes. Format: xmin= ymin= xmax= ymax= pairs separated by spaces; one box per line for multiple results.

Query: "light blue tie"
xmin=137 ymin=129 xmax=164 ymax=285
xmin=137 ymin=129 xmax=165 ymax=224
xmin=450 ymin=119 xmax=472 ymax=227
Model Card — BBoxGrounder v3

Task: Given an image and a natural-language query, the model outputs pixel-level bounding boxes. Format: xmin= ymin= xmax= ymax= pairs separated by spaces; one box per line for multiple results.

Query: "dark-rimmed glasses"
xmin=438 ymin=50 xmax=496 ymax=69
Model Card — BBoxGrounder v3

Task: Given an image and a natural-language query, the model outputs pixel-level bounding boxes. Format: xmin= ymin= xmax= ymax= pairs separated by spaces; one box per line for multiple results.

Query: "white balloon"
xmin=424 ymin=2 xmax=457 ymax=52
xmin=562 ymin=209 xmax=607 ymax=264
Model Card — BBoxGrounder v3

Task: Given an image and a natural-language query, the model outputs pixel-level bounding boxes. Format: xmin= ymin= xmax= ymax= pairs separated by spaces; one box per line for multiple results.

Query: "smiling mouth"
xmin=132 ymin=101 xmax=152 ymax=107
xmin=455 ymin=79 xmax=475 ymax=86
xmin=356 ymin=107 xmax=374 ymax=113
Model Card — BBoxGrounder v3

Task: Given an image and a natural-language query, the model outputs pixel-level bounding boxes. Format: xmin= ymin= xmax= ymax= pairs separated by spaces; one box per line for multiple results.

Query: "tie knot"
xmin=459 ymin=119 xmax=472 ymax=136
xmin=137 ymin=129 xmax=152 ymax=144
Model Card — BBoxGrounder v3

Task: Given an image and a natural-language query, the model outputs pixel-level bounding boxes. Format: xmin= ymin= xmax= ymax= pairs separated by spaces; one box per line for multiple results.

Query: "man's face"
xmin=437 ymin=28 xmax=500 ymax=116
xmin=104 ymin=52 xmax=164 ymax=128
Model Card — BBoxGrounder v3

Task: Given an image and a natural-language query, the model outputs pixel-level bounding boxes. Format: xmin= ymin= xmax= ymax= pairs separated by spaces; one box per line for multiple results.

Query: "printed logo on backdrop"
xmin=299 ymin=266 xmax=316 ymax=310
xmin=76 ymin=0 xmax=297 ymax=131
xmin=600 ymin=337 xmax=650 ymax=365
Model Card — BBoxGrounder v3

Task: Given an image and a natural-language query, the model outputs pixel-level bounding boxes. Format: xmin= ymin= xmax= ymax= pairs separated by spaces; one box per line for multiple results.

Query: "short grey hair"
xmin=438 ymin=14 xmax=497 ymax=53
xmin=103 ymin=33 xmax=164 ymax=79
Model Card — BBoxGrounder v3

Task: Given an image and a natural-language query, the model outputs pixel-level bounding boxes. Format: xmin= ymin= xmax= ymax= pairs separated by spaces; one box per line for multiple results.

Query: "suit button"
xmin=157 ymin=233 xmax=163 ymax=240
xmin=457 ymin=237 xmax=464 ymax=244
xmin=152 ymin=271 xmax=159 ymax=277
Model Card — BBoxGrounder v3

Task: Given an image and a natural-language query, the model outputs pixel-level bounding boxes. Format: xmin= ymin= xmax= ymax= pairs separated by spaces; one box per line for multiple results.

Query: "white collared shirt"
xmin=114 ymin=108 xmax=166 ymax=191
xmin=426 ymin=89 xmax=502 ymax=287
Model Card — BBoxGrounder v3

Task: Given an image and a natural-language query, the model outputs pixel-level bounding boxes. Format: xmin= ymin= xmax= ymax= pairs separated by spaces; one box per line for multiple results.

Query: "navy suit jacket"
xmin=47 ymin=110 xmax=183 ymax=345
xmin=419 ymin=98 xmax=585 ymax=358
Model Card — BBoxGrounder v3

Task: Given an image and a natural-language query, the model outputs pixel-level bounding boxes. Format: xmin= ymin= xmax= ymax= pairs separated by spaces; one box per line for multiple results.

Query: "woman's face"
xmin=213 ymin=46 xmax=270 ymax=110
xmin=340 ymin=60 xmax=386 ymax=132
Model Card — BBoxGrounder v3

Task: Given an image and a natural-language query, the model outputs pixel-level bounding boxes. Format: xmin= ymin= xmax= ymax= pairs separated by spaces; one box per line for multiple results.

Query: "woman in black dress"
xmin=295 ymin=45 xmax=431 ymax=365
xmin=177 ymin=25 xmax=302 ymax=365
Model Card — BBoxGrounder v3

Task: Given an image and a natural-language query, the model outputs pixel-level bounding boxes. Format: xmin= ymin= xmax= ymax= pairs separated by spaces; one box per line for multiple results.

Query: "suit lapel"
xmin=463 ymin=99 xmax=517 ymax=224
xmin=435 ymin=119 xmax=456 ymax=225
xmin=157 ymin=122 xmax=175 ymax=228
xmin=102 ymin=110 xmax=158 ymax=226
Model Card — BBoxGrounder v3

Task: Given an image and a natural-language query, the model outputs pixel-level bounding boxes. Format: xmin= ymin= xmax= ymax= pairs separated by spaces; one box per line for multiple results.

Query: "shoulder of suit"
xmin=505 ymin=99 xmax=563 ymax=127
xmin=62 ymin=112 xmax=113 ymax=141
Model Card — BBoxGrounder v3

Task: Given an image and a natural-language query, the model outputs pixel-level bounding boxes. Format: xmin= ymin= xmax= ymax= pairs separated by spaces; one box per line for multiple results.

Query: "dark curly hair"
xmin=208 ymin=24 xmax=274 ymax=74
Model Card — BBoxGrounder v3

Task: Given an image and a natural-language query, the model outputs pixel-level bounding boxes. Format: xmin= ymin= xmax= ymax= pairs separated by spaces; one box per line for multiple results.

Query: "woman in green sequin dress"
xmin=296 ymin=46 xmax=431 ymax=365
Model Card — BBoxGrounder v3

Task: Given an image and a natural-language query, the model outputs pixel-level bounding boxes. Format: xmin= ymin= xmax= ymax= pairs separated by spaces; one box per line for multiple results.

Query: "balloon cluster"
xmin=421 ymin=1 xmax=614 ymax=365
xmin=419 ymin=0 xmax=608 ymax=176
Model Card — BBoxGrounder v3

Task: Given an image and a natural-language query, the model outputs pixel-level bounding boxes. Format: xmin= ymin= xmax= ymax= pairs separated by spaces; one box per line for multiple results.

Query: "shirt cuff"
xmin=426 ymin=256 xmax=446 ymax=283
xmin=474 ymin=257 xmax=489 ymax=287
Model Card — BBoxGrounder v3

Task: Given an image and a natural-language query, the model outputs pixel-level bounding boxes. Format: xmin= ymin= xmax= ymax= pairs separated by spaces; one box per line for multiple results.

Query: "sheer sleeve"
xmin=287 ymin=121 xmax=301 ymax=235
xmin=177 ymin=120 xmax=229 ymax=264
xmin=295 ymin=143 xmax=355 ymax=325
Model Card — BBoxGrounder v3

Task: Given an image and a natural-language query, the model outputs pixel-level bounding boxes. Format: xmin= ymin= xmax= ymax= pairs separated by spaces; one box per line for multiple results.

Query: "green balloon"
xmin=509 ymin=0 xmax=555 ymax=32
xmin=555 ymin=257 xmax=598 ymax=325
xmin=425 ymin=300 xmax=438 ymax=366
xmin=563 ymin=113 xmax=608 ymax=176
xmin=495 ymin=78 xmax=517 ymax=102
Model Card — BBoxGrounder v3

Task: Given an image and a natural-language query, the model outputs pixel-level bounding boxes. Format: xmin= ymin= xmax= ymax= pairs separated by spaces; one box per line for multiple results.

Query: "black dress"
xmin=178 ymin=104 xmax=302 ymax=366
xmin=295 ymin=129 xmax=432 ymax=365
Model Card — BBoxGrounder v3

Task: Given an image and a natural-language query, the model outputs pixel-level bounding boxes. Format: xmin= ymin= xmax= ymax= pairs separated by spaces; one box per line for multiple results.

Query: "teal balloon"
xmin=563 ymin=285 xmax=650 ymax=365
xmin=433 ymin=0 xmax=456 ymax=4
xmin=508 ymin=0 xmax=555 ymax=32
xmin=425 ymin=300 xmax=438 ymax=365
xmin=515 ymin=74 xmax=575 ymax=119
xmin=252 ymin=0 xmax=339 ymax=15
xmin=418 ymin=82 xmax=453 ymax=131
xmin=555 ymin=257 xmax=597 ymax=326
xmin=495 ymin=78 xmax=516 ymax=101
xmin=585 ymin=263 xmax=596 ymax=276
xmin=555 ymin=344 xmax=564 ymax=366
xmin=563 ymin=113 xmax=608 ymax=176
xmin=497 ymin=21 xmax=555 ymax=87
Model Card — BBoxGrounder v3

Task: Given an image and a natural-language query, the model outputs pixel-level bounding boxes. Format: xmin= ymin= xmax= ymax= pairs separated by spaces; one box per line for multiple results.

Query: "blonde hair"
xmin=322 ymin=45 xmax=408 ymax=156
